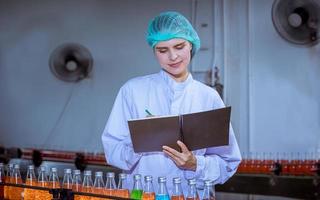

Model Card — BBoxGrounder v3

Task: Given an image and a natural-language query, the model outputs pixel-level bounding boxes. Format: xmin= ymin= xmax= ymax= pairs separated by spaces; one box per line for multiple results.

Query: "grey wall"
xmin=222 ymin=0 xmax=320 ymax=157
xmin=0 ymin=0 xmax=193 ymax=152
xmin=0 ymin=0 xmax=319 ymax=160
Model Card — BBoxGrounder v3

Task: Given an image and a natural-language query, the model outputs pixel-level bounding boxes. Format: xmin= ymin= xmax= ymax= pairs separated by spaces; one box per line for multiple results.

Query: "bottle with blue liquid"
xmin=155 ymin=176 xmax=170 ymax=200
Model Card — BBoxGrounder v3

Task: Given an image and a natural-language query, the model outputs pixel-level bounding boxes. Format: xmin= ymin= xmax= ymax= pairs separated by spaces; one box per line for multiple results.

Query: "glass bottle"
xmin=4 ymin=163 xmax=13 ymax=199
xmin=49 ymin=167 xmax=60 ymax=188
xmin=115 ymin=173 xmax=130 ymax=198
xmin=24 ymin=165 xmax=37 ymax=200
xmin=62 ymin=168 xmax=73 ymax=189
xmin=130 ymin=174 xmax=143 ymax=200
xmin=93 ymin=171 xmax=105 ymax=200
xmin=82 ymin=170 xmax=93 ymax=200
xmin=171 ymin=177 xmax=184 ymax=200
xmin=202 ymin=180 xmax=215 ymax=200
xmin=72 ymin=169 xmax=82 ymax=200
xmin=36 ymin=166 xmax=51 ymax=200
xmin=186 ymin=178 xmax=199 ymax=200
xmin=155 ymin=176 xmax=170 ymax=200
xmin=105 ymin=172 xmax=116 ymax=197
xmin=11 ymin=164 xmax=24 ymax=200
xmin=0 ymin=163 xmax=4 ymax=199
xmin=142 ymin=175 xmax=155 ymax=200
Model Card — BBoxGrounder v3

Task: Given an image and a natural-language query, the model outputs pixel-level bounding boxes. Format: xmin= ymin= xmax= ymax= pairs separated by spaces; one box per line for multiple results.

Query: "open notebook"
xmin=128 ymin=107 xmax=231 ymax=153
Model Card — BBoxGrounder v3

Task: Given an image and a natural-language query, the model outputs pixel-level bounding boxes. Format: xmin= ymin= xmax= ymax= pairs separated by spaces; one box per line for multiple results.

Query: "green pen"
xmin=145 ymin=109 xmax=153 ymax=116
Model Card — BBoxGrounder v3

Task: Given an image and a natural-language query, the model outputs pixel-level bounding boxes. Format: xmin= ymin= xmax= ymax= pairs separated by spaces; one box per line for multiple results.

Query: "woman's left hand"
xmin=162 ymin=140 xmax=197 ymax=171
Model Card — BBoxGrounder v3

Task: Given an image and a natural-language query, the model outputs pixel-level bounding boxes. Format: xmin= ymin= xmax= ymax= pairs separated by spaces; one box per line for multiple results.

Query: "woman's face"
xmin=154 ymin=38 xmax=192 ymax=82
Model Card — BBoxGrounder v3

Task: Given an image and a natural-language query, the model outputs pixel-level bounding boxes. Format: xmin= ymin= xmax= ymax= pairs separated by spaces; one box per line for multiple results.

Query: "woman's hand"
xmin=162 ymin=140 xmax=197 ymax=171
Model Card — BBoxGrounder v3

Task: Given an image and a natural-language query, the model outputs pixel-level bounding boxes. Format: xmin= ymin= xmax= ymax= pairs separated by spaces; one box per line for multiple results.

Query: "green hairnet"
xmin=146 ymin=11 xmax=201 ymax=57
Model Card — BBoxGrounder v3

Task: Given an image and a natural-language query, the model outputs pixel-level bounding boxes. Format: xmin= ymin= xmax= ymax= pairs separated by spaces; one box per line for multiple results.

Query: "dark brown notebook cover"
xmin=128 ymin=107 xmax=231 ymax=153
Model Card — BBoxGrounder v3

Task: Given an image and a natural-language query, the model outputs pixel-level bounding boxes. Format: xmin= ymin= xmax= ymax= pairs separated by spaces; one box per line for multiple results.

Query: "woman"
xmin=101 ymin=11 xmax=241 ymax=194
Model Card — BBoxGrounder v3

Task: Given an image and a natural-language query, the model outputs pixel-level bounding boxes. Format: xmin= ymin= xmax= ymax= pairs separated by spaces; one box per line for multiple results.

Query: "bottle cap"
xmin=95 ymin=171 xmax=103 ymax=176
xmin=204 ymin=180 xmax=213 ymax=186
xmin=158 ymin=176 xmax=166 ymax=183
xmin=73 ymin=169 xmax=81 ymax=175
xmin=173 ymin=177 xmax=181 ymax=184
xmin=188 ymin=178 xmax=196 ymax=185
xmin=107 ymin=172 xmax=115 ymax=178
xmin=144 ymin=175 xmax=153 ymax=182
xmin=28 ymin=165 xmax=34 ymax=170
xmin=133 ymin=174 xmax=141 ymax=180
xmin=84 ymin=170 xmax=92 ymax=176
xmin=119 ymin=173 xmax=127 ymax=179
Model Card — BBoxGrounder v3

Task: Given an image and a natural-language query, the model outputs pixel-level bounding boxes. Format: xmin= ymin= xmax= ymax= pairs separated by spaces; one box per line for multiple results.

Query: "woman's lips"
xmin=168 ymin=61 xmax=182 ymax=68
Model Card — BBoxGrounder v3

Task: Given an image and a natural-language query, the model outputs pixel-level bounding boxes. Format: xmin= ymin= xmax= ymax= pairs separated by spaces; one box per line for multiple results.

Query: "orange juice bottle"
xmin=35 ymin=166 xmax=51 ymax=200
xmin=49 ymin=167 xmax=60 ymax=189
xmin=104 ymin=172 xmax=116 ymax=198
xmin=202 ymin=180 xmax=215 ymax=200
xmin=171 ymin=177 xmax=184 ymax=200
xmin=62 ymin=168 xmax=73 ymax=189
xmin=115 ymin=173 xmax=130 ymax=198
xmin=185 ymin=179 xmax=199 ymax=200
xmin=72 ymin=169 xmax=82 ymax=200
xmin=24 ymin=165 xmax=37 ymax=200
xmin=0 ymin=163 xmax=4 ymax=199
xmin=4 ymin=163 xmax=13 ymax=199
xmin=142 ymin=175 xmax=155 ymax=200
xmin=81 ymin=170 xmax=93 ymax=200
xmin=93 ymin=171 xmax=105 ymax=200
xmin=10 ymin=164 xmax=24 ymax=200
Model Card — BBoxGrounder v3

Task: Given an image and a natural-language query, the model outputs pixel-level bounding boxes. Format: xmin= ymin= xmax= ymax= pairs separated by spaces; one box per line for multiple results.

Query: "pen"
xmin=145 ymin=109 xmax=153 ymax=116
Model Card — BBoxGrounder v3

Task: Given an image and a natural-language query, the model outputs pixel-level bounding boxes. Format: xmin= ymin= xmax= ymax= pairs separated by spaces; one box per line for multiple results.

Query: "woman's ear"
xmin=188 ymin=42 xmax=193 ymax=50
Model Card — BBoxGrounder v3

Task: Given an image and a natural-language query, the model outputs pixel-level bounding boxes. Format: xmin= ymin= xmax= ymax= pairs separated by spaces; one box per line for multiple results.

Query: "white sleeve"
xmin=101 ymin=86 xmax=142 ymax=170
xmin=184 ymin=89 xmax=242 ymax=184
xmin=184 ymin=124 xmax=241 ymax=184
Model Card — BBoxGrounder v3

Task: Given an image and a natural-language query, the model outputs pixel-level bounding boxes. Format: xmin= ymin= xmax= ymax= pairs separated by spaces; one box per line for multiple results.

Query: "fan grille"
xmin=272 ymin=0 xmax=320 ymax=45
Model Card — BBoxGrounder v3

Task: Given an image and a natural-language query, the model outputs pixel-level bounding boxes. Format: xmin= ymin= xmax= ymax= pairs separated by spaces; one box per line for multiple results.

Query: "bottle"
xmin=82 ymin=170 xmax=93 ymax=200
xmin=4 ymin=163 xmax=13 ymax=199
xmin=142 ymin=175 xmax=155 ymax=200
xmin=35 ymin=166 xmax=51 ymax=200
xmin=171 ymin=177 xmax=184 ymax=200
xmin=104 ymin=172 xmax=116 ymax=197
xmin=49 ymin=167 xmax=60 ymax=188
xmin=130 ymin=174 xmax=143 ymax=200
xmin=202 ymin=180 xmax=215 ymax=200
xmin=10 ymin=164 xmax=24 ymax=200
xmin=155 ymin=176 xmax=170 ymax=200
xmin=72 ymin=169 xmax=82 ymax=200
xmin=186 ymin=179 xmax=199 ymax=200
xmin=24 ymin=165 xmax=37 ymax=200
xmin=93 ymin=171 xmax=104 ymax=200
xmin=62 ymin=168 xmax=73 ymax=189
xmin=115 ymin=173 xmax=130 ymax=198
xmin=0 ymin=163 xmax=4 ymax=199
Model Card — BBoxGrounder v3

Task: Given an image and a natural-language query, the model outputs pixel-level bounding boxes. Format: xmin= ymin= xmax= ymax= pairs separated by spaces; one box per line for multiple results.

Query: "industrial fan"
xmin=272 ymin=0 xmax=320 ymax=45
xmin=49 ymin=43 xmax=93 ymax=82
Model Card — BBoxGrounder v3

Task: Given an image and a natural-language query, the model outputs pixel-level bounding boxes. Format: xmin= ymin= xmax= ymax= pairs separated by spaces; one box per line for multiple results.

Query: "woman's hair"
xmin=146 ymin=11 xmax=201 ymax=57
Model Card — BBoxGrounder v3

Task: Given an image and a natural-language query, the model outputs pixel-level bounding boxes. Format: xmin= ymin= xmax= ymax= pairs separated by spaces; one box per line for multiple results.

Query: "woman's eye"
xmin=176 ymin=45 xmax=184 ymax=49
xmin=158 ymin=49 xmax=167 ymax=53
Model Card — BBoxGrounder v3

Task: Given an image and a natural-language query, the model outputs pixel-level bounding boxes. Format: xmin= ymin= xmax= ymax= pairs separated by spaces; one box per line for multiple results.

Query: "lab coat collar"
xmin=160 ymin=69 xmax=193 ymax=91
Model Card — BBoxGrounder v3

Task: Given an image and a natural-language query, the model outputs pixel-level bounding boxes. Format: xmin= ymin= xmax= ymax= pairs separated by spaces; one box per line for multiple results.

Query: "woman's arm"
xmin=185 ymin=124 xmax=241 ymax=184
xmin=163 ymin=124 xmax=241 ymax=184
xmin=101 ymin=86 xmax=142 ymax=170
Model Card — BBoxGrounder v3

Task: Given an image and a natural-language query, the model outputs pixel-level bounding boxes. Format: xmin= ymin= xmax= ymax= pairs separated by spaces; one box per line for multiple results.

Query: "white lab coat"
xmin=101 ymin=70 xmax=241 ymax=194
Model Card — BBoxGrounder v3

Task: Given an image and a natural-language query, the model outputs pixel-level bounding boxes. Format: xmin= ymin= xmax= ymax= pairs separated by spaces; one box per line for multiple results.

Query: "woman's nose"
xmin=169 ymin=50 xmax=178 ymax=60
